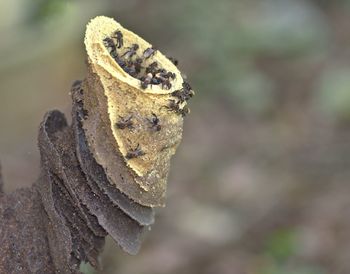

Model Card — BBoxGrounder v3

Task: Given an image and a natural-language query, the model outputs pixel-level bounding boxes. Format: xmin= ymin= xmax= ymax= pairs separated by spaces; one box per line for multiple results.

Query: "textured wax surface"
xmin=82 ymin=16 xmax=188 ymax=207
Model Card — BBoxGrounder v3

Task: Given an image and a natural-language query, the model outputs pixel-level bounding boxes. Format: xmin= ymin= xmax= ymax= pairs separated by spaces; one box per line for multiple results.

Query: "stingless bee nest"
xmin=83 ymin=16 xmax=195 ymax=207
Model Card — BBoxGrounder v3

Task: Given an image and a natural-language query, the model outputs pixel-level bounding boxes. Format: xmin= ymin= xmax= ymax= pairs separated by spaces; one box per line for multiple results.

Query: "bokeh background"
xmin=1 ymin=0 xmax=350 ymax=273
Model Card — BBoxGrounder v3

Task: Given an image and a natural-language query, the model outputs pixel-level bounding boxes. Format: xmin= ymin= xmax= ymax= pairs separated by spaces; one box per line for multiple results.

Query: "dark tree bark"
xmin=0 ymin=83 xmax=153 ymax=274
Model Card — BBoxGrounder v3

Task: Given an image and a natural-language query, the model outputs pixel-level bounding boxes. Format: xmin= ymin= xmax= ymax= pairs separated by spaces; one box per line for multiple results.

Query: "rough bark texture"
xmin=0 ymin=82 xmax=154 ymax=274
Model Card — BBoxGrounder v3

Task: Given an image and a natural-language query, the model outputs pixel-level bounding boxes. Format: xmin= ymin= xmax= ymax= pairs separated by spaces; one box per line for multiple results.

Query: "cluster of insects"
xmin=105 ymin=29 xmax=195 ymax=160
xmin=103 ymin=30 xmax=178 ymax=90
xmin=116 ymin=115 xmax=133 ymax=130
xmin=162 ymin=81 xmax=195 ymax=117
xmin=126 ymin=143 xmax=145 ymax=160
xmin=115 ymin=113 xmax=162 ymax=160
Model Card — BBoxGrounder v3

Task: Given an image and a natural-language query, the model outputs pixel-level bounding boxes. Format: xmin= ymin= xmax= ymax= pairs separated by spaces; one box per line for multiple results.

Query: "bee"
xmin=172 ymin=81 xmax=194 ymax=102
xmin=161 ymin=79 xmax=172 ymax=90
xmin=182 ymin=81 xmax=195 ymax=98
xmin=134 ymin=58 xmax=143 ymax=74
xmin=178 ymin=105 xmax=190 ymax=117
xmin=168 ymin=57 xmax=179 ymax=66
xmin=122 ymin=44 xmax=139 ymax=59
xmin=151 ymin=77 xmax=161 ymax=85
xmin=184 ymin=89 xmax=195 ymax=99
xmin=123 ymin=60 xmax=139 ymax=78
xmin=116 ymin=115 xmax=134 ymax=129
xmin=146 ymin=62 xmax=158 ymax=74
xmin=147 ymin=113 xmax=161 ymax=131
xmin=140 ymin=73 xmax=153 ymax=89
xmin=143 ymin=47 xmax=157 ymax=59
xmin=171 ymin=89 xmax=187 ymax=103
xmin=116 ymin=58 xmax=126 ymax=68
xmin=103 ymin=37 xmax=114 ymax=48
xmin=113 ymin=30 xmax=123 ymax=48
xmin=124 ymin=67 xmax=137 ymax=78
xmin=164 ymin=99 xmax=179 ymax=111
xmin=162 ymin=99 xmax=189 ymax=117
xmin=126 ymin=144 xmax=145 ymax=159
xmin=182 ymin=81 xmax=192 ymax=92
xmin=111 ymin=51 xmax=118 ymax=59
xmin=156 ymin=70 xmax=175 ymax=80
xmin=103 ymin=37 xmax=117 ymax=58
xmin=167 ymin=72 xmax=176 ymax=80
xmin=155 ymin=68 xmax=167 ymax=75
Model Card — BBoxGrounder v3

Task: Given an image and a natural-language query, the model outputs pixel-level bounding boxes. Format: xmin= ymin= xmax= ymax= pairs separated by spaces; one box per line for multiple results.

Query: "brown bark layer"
xmin=0 ymin=81 xmax=154 ymax=274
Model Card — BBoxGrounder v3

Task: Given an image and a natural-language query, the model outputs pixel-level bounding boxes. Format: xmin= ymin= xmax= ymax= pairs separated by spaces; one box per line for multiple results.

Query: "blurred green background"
xmin=2 ymin=0 xmax=350 ymax=273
